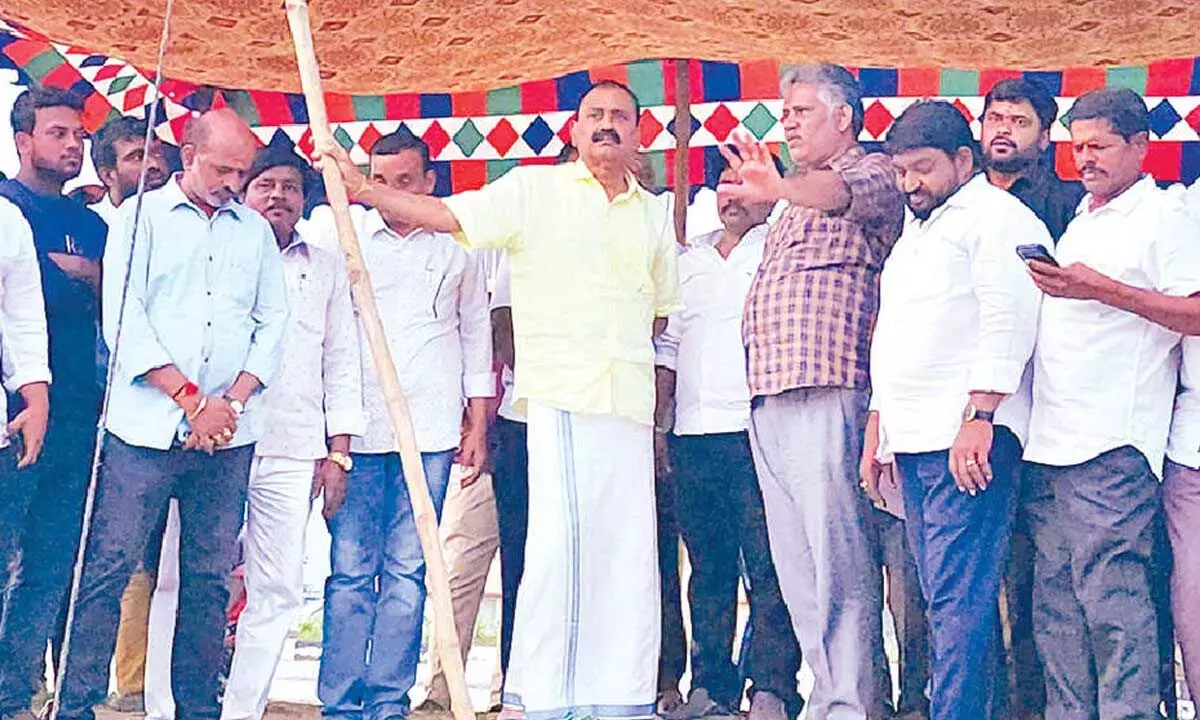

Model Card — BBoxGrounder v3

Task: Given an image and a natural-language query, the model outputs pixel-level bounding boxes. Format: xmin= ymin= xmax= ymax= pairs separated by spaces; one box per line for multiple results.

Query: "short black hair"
xmin=91 ymin=116 xmax=150 ymax=171
xmin=885 ymin=100 xmax=980 ymax=167
xmin=984 ymin=78 xmax=1060 ymax=133
xmin=246 ymin=146 xmax=312 ymax=195
xmin=578 ymin=80 xmax=641 ymax=118
xmin=709 ymin=145 xmax=786 ymax=180
xmin=371 ymin=127 xmax=431 ymax=172
xmin=11 ymin=86 xmax=84 ymax=136
xmin=1065 ymin=87 xmax=1150 ymax=141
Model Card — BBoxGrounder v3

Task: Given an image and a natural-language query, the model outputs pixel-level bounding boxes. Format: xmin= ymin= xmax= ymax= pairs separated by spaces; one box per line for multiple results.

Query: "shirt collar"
xmin=824 ymin=144 xmax=867 ymax=173
xmin=163 ymin=173 xmax=246 ymax=221
xmin=1079 ymin=174 xmax=1157 ymax=218
xmin=565 ymin=159 xmax=646 ymax=202
xmin=364 ymin=207 xmax=429 ymax=241
xmin=280 ymin=228 xmax=311 ymax=258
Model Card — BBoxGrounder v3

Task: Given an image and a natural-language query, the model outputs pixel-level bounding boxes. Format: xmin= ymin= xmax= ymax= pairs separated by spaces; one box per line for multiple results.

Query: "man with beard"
xmin=316 ymin=80 xmax=680 ymax=720
xmin=655 ymin=154 xmax=803 ymax=720
xmin=981 ymin=78 xmax=1084 ymax=243
xmin=222 ymin=147 xmax=364 ymax=720
xmin=56 ymin=108 xmax=289 ymax=720
xmin=864 ymin=100 xmax=1043 ymax=720
xmin=0 ymin=87 xmax=109 ymax=720
xmin=89 ymin=116 xmax=170 ymax=225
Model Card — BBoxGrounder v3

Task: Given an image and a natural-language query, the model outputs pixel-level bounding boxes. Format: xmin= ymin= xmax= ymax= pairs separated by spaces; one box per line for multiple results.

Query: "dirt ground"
xmin=93 ymin=702 xmax=494 ymax=720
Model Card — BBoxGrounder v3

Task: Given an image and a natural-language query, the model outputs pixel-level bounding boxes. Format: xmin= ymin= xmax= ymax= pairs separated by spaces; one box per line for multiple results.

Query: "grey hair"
xmin=779 ymin=64 xmax=865 ymax=136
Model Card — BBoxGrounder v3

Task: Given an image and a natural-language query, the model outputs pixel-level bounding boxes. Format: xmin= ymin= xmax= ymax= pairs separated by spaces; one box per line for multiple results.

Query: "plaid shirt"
xmin=743 ymin=146 xmax=904 ymax=397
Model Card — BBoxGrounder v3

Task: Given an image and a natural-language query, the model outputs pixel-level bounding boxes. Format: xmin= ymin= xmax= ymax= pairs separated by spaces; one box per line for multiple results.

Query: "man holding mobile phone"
xmin=1023 ymin=87 xmax=1200 ymax=719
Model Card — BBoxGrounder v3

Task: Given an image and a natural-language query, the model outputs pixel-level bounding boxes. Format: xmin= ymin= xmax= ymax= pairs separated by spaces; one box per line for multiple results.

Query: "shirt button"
xmin=206 ymin=321 xmax=212 ymax=327
xmin=206 ymin=291 xmax=212 ymax=297
xmin=209 ymin=256 xmax=214 ymax=262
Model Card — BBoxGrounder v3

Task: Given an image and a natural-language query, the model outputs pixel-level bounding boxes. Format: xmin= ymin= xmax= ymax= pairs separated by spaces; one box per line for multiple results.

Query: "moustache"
xmin=591 ymin=129 xmax=621 ymax=145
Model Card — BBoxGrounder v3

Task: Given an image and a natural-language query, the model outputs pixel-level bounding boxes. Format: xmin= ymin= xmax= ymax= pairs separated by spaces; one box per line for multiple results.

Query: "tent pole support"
xmin=283 ymin=4 xmax=474 ymax=719
xmin=672 ymin=59 xmax=691 ymax=245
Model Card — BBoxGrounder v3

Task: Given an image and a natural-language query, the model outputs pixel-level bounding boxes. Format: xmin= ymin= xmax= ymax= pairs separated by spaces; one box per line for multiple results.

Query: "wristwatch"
xmin=327 ymin=451 xmax=353 ymax=473
xmin=962 ymin=403 xmax=995 ymax=424
xmin=224 ymin=395 xmax=245 ymax=416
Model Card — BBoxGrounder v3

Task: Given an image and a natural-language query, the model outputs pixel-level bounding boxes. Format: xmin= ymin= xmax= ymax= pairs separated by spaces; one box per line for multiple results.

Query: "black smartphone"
xmin=1016 ymin=244 xmax=1059 ymax=267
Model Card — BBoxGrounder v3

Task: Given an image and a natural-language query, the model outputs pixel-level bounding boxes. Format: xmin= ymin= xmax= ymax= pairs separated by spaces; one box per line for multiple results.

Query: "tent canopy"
xmin=3 ymin=0 xmax=1199 ymax=95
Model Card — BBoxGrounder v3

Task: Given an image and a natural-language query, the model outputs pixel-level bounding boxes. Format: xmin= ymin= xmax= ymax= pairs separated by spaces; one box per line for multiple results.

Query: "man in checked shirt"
xmin=720 ymin=64 xmax=905 ymax=720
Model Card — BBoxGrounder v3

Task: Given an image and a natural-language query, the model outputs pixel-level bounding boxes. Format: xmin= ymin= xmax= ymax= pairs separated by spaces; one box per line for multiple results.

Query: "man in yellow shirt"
xmin=317 ymin=81 xmax=680 ymax=720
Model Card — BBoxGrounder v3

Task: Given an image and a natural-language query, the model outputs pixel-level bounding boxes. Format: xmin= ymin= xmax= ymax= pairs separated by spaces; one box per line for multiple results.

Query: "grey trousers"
xmin=1026 ymin=446 xmax=1162 ymax=720
xmin=1164 ymin=461 xmax=1200 ymax=702
xmin=749 ymin=387 xmax=883 ymax=720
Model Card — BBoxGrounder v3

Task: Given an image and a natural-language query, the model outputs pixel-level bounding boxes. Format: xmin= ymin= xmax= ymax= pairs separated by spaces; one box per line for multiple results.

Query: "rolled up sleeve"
xmin=459 ymin=250 xmax=496 ymax=398
xmin=655 ymin=314 xmax=681 ymax=371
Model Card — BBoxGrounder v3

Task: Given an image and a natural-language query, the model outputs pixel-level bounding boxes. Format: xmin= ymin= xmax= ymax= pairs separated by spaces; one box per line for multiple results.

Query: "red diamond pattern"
xmin=422 ymin=121 xmax=451 ymax=157
xmin=952 ymin=99 xmax=975 ymax=123
xmin=862 ymin=101 xmax=895 ymax=139
xmin=703 ymin=103 xmax=739 ymax=142
xmin=358 ymin=123 xmax=383 ymax=153
xmin=557 ymin=116 xmax=575 ymax=146
xmin=1186 ymin=104 xmax=1200 ymax=135
xmin=640 ymin=109 xmax=664 ymax=148
xmin=487 ymin=119 xmax=520 ymax=156
xmin=296 ymin=128 xmax=315 ymax=160
xmin=122 ymin=85 xmax=148 ymax=112
xmin=93 ymin=63 xmax=123 ymax=82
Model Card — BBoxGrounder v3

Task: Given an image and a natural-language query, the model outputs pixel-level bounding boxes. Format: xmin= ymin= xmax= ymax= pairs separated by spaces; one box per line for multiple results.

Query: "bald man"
xmin=56 ymin=109 xmax=289 ymax=720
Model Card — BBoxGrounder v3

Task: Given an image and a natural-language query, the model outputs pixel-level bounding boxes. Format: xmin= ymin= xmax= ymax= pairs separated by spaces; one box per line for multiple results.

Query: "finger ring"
xmin=966 ymin=459 xmax=978 ymax=466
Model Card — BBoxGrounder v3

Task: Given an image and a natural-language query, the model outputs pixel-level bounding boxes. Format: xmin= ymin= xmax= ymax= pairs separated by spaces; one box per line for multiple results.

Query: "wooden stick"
xmin=672 ymin=59 xmax=691 ymax=246
xmin=283 ymin=4 xmax=474 ymax=719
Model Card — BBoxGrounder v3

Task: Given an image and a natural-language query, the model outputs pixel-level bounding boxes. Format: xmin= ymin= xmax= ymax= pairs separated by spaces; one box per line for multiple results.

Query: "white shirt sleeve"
xmin=0 ymin=200 xmax=51 ymax=394
xmin=322 ymin=249 xmax=367 ymax=439
xmin=966 ymin=203 xmax=1044 ymax=394
xmin=1169 ymin=336 xmax=1200 ymax=469
xmin=655 ymin=313 xmax=681 ymax=371
xmin=1150 ymin=199 xmax=1200 ymax=298
xmin=458 ymin=249 xmax=496 ymax=399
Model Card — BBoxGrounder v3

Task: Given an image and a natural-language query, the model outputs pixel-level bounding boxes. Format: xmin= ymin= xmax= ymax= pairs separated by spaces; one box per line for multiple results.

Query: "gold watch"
xmin=327 ymin=451 xmax=353 ymax=472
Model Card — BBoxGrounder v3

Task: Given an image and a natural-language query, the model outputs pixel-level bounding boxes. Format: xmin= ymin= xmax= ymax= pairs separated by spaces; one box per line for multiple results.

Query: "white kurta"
xmin=502 ymin=402 xmax=660 ymax=720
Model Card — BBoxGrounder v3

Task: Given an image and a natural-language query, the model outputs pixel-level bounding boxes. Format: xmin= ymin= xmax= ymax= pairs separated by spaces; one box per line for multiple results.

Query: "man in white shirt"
xmin=220 ymin=148 xmax=365 ymax=720
xmin=655 ymin=156 xmax=801 ymax=720
xmin=317 ymin=128 xmax=494 ymax=720
xmin=1021 ymin=87 xmax=1200 ymax=719
xmin=863 ymin=101 xmax=1042 ymax=720
xmin=0 ymin=193 xmax=51 ymax=610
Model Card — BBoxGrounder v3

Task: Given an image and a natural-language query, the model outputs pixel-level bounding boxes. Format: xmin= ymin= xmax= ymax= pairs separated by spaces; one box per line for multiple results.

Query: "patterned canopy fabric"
xmin=1 ymin=0 xmax=1199 ymax=94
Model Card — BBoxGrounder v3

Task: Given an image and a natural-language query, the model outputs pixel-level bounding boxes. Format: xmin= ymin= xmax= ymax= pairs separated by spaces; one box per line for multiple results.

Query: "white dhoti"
xmin=502 ymin=402 xmax=660 ymax=720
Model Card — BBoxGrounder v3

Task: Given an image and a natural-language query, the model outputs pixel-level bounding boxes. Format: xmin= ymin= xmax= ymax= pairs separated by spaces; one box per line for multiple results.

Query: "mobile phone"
xmin=1016 ymin=244 xmax=1059 ymax=267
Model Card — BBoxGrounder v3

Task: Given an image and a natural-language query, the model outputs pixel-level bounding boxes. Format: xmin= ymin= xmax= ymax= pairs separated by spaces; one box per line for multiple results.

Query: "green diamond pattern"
xmin=333 ymin=126 xmax=354 ymax=151
xmin=742 ymin=103 xmax=777 ymax=140
xmin=454 ymin=119 xmax=485 ymax=157
xmin=107 ymin=75 xmax=134 ymax=95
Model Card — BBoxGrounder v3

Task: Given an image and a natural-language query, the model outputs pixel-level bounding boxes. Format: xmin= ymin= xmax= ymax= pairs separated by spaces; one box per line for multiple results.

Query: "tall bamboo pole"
xmin=672 ymin=59 xmax=691 ymax=246
xmin=283 ymin=3 xmax=473 ymax=719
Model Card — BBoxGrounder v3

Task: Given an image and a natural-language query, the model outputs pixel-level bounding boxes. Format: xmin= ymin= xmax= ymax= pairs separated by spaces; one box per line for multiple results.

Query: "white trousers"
xmin=426 ymin=471 xmax=502 ymax=708
xmin=145 ymin=500 xmax=180 ymax=720
xmin=502 ymin=403 xmax=660 ymax=720
xmin=221 ymin=456 xmax=316 ymax=720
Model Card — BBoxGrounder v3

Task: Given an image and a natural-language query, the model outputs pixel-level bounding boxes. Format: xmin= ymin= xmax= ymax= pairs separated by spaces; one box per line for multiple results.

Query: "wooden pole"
xmin=282 ymin=4 xmax=474 ymax=719
xmin=672 ymin=59 xmax=691 ymax=246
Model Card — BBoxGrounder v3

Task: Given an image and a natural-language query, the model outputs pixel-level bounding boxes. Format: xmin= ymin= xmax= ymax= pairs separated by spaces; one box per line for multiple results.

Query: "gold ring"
xmin=966 ymin=459 xmax=978 ymax=466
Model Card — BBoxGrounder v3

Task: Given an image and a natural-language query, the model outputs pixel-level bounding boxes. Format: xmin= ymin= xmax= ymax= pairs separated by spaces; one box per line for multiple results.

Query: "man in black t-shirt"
xmin=0 ymin=86 xmax=107 ymax=720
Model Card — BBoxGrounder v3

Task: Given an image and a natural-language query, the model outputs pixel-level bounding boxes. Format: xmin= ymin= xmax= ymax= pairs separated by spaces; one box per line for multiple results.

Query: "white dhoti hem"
xmin=502 ymin=402 xmax=660 ymax=720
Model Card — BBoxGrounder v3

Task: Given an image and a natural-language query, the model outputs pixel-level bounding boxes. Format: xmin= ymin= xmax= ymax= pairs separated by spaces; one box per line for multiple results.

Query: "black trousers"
xmin=490 ymin=417 xmax=529 ymax=682
xmin=670 ymin=431 xmax=802 ymax=713
xmin=57 ymin=434 xmax=253 ymax=720
xmin=657 ymin=447 xmax=687 ymax=695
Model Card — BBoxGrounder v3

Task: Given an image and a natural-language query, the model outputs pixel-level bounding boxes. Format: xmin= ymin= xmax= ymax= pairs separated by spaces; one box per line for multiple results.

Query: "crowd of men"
xmin=0 ymin=58 xmax=1198 ymax=720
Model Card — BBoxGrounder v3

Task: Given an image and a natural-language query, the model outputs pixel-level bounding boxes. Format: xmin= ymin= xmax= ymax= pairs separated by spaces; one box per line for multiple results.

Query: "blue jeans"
xmin=319 ymin=450 xmax=455 ymax=720
xmin=894 ymin=427 xmax=1020 ymax=720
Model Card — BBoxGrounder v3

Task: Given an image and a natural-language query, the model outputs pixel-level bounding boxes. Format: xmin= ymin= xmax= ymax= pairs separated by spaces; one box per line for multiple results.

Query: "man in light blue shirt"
xmin=56 ymin=109 xmax=288 ymax=720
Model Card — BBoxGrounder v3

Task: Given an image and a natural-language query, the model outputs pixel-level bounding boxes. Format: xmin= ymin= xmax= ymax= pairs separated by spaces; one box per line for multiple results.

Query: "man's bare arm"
xmin=1100 ymin=284 xmax=1200 ymax=336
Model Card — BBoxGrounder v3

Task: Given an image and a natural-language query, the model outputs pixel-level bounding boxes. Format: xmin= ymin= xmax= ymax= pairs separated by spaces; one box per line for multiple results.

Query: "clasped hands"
xmin=182 ymin=395 xmax=239 ymax=454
